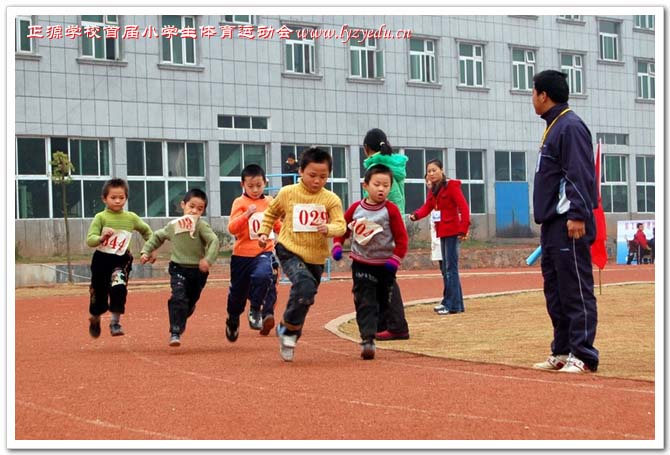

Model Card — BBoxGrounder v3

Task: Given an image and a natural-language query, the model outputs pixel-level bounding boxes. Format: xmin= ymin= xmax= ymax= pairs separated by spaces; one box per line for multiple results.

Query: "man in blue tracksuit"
xmin=531 ymin=70 xmax=599 ymax=374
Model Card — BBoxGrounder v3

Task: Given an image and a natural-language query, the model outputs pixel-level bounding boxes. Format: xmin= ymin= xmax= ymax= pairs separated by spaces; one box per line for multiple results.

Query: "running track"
xmin=12 ymin=264 xmax=657 ymax=447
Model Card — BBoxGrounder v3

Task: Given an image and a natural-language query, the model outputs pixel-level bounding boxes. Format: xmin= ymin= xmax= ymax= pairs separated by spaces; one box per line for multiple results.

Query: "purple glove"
xmin=332 ymin=245 xmax=343 ymax=261
xmin=384 ymin=257 xmax=400 ymax=273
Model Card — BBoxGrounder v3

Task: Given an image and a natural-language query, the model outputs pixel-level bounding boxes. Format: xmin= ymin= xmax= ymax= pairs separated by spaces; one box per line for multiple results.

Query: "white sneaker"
xmin=277 ymin=324 xmax=298 ymax=362
xmin=433 ymin=304 xmax=446 ymax=312
xmin=533 ymin=354 xmax=568 ymax=370
xmin=559 ymin=354 xmax=592 ymax=373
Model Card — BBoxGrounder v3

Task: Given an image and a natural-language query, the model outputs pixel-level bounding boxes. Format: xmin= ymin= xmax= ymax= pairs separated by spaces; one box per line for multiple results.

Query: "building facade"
xmin=14 ymin=13 xmax=656 ymax=256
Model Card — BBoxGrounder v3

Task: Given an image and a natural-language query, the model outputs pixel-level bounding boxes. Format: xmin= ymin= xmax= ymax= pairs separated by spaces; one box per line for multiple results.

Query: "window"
xmin=598 ymin=20 xmax=620 ymax=61
xmin=127 ymin=140 xmax=206 ymax=217
xmin=350 ymin=37 xmax=384 ymax=79
xmin=217 ymin=115 xmax=268 ymax=129
xmin=637 ymin=61 xmax=655 ymax=100
xmin=219 ymin=143 xmax=266 ymax=214
xmin=285 ymin=27 xmax=316 ymax=75
xmin=16 ymin=16 xmax=33 ymax=53
xmin=458 ymin=43 xmax=484 ymax=87
xmin=161 ymin=15 xmax=196 ymax=65
xmin=409 ymin=38 xmax=436 ymax=83
xmin=636 ymin=156 xmax=654 ymax=213
xmin=561 ymin=54 xmax=583 ymax=95
xmin=512 ymin=48 xmax=535 ymax=90
xmin=404 ymin=148 xmax=443 ymax=214
xmin=282 ymin=145 xmax=348 ymax=206
xmin=601 ymin=155 xmax=628 ymax=213
xmin=81 ymin=15 xmax=119 ymax=60
xmin=596 ymin=133 xmax=629 ymax=145
xmin=16 ymin=137 xmax=111 ymax=219
xmin=634 ymin=15 xmax=654 ymax=30
xmin=495 ymin=151 xmax=526 ymax=182
xmin=558 ymin=15 xmax=582 ymax=21
xmin=455 ymin=149 xmax=485 ymax=214
xmin=222 ymin=15 xmax=253 ymax=25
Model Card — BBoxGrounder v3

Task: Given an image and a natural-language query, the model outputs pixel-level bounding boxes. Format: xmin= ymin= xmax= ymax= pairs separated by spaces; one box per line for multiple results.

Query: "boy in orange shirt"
xmin=225 ymin=164 xmax=281 ymax=341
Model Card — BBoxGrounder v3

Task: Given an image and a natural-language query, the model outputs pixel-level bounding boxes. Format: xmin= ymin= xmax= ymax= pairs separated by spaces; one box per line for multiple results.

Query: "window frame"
xmin=219 ymin=142 xmax=268 ymax=215
xmin=636 ymin=156 xmax=655 ymax=213
xmin=161 ymin=15 xmax=197 ymax=65
xmin=455 ymin=149 xmax=486 ymax=214
xmin=349 ymin=36 xmax=384 ymax=80
xmin=284 ymin=26 xmax=316 ymax=75
xmin=409 ymin=38 xmax=437 ymax=84
xmin=601 ymin=154 xmax=628 ymax=213
xmin=458 ymin=42 xmax=484 ymax=88
xmin=494 ymin=150 xmax=526 ymax=182
xmin=511 ymin=47 xmax=535 ymax=91
xmin=16 ymin=137 xmax=111 ymax=219
xmin=222 ymin=15 xmax=254 ymax=25
xmin=16 ymin=15 xmax=33 ymax=53
xmin=126 ymin=140 xmax=207 ymax=218
xmin=598 ymin=20 xmax=620 ymax=62
xmin=80 ymin=15 xmax=120 ymax=61
xmin=560 ymin=53 xmax=584 ymax=95
xmin=637 ymin=60 xmax=655 ymax=100
xmin=634 ymin=15 xmax=655 ymax=30
xmin=403 ymin=148 xmax=444 ymax=214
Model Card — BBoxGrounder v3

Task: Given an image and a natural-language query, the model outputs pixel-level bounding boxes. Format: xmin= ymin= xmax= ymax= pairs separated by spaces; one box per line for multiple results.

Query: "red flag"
xmin=591 ymin=142 xmax=608 ymax=269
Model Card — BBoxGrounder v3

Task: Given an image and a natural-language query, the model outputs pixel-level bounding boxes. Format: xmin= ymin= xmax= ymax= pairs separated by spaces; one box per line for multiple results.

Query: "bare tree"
xmin=50 ymin=151 xmax=75 ymax=284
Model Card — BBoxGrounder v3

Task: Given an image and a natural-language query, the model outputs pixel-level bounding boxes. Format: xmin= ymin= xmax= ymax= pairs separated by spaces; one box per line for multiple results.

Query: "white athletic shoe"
xmin=533 ymin=354 xmax=568 ymax=371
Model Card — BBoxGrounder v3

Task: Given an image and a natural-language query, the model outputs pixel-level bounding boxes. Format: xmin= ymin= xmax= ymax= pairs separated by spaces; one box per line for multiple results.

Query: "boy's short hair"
xmin=101 ymin=178 xmax=129 ymax=198
xmin=533 ymin=70 xmax=569 ymax=103
xmin=637 ymin=223 xmax=644 ymax=229
xmin=241 ymin=164 xmax=267 ymax=182
xmin=364 ymin=164 xmax=394 ymax=185
xmin=299 ymin=146 xmax=332 ymax=172
xmin=183 ymin=188 xmax=208 ymax=207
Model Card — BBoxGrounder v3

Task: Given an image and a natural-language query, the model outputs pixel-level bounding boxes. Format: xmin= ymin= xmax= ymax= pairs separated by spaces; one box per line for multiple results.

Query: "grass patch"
xmin=338 ymin=283 xmax=654 ymax=381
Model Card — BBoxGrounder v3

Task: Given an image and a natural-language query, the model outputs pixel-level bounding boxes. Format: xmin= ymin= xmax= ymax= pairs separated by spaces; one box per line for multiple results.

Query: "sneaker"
xmin=435 ymin=306 xmax=452 ymax=315
xmin=559 ymin=354 xmax=592 ymax=374
xmin=277 ymin=323 xmax=298 ymax=362
xmin=259 ymin=314 xmax=275 ymax=336
xmin=88 ymin=316 xmax=101 ymax=338
xmin=169 ymin=333 xmax=181 ymax=347
xmin=533 ymin=354 xmax=569 ymax=371
xmin=109 ymin=322 xmax=124 ymax=337
xmin=248 ymin=309 xmax=262 ymax=330
xmin=360 ymin=340 xmax=376 ymax=360
xmin=375 ymin=330 xmax=410 ymax=341
xmin=225 ymin=318 xmax=239 ymax=343
xmin=433 ymin=304 xmax=445 ymax=312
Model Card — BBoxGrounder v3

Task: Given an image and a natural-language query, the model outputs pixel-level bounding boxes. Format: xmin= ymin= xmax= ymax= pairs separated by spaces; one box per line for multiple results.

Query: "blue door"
xmin=495 ymin=182 xmax=531 ymax=237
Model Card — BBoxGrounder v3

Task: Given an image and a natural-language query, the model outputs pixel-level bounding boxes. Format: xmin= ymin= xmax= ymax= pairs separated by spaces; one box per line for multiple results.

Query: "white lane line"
xmin=15 ymin=399 xmax=188 ymax=440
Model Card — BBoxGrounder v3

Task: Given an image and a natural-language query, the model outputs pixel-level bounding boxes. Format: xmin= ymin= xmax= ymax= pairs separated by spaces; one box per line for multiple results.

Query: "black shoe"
xmin=89 ymin=316 xmax=101 ymax=338
xmin=248 ymin=309 xmax=262 ymax=330
xmin=226 ymin=318 xmax=239 ymax=342
xmin=360 ymin=339 xmax=376 ymax=360
xmin=110 ymin=322 xmax=124 ymax=336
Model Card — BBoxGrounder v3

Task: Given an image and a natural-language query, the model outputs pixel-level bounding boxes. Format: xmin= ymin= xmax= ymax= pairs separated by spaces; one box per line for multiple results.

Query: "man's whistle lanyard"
xmin=540 ymin=108 xmax=571 ymax=147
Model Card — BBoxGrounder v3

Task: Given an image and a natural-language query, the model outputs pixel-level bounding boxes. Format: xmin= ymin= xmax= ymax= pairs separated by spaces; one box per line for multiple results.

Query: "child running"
xmin=332 ymin=164 xmax=409 ymax=359
xmin=86 ymin=178 xmax=152 ymax=338
xmin=224 ymin=164 xmax=282 ymax=342
xmin=257 ymin=147 xmax=346 ymax=362
xmin=140 ymin=188 xmax=219 ymax=346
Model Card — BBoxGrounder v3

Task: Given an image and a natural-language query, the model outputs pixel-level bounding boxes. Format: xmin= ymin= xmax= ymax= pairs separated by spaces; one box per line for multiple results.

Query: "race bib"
xmin=97 ymin=229 xmax=132 ymax=255
xmin=292 ymin=204 xmax=327 ymax=232
xmin=248 ymin=212 xmax=275 ymax=240
xmin=431 ymin=210 xmax=441 ymax=223
xmin=170 ymin=214 xmax=199 ymax=238
xmin=349 ymin=218 xmax=383 ymax=246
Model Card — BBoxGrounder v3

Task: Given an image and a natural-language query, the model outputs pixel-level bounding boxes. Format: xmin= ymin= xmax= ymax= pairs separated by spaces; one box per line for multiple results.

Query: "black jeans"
xmin=274 ymin=243 xmax=324 ymax=336
xmin=168 ymin=262 xmax=209 ymax=334
xmin=89 ymin=250 xmax=133 ymax=316
xmin=352 ymin=262 xmax=396 ymax=341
